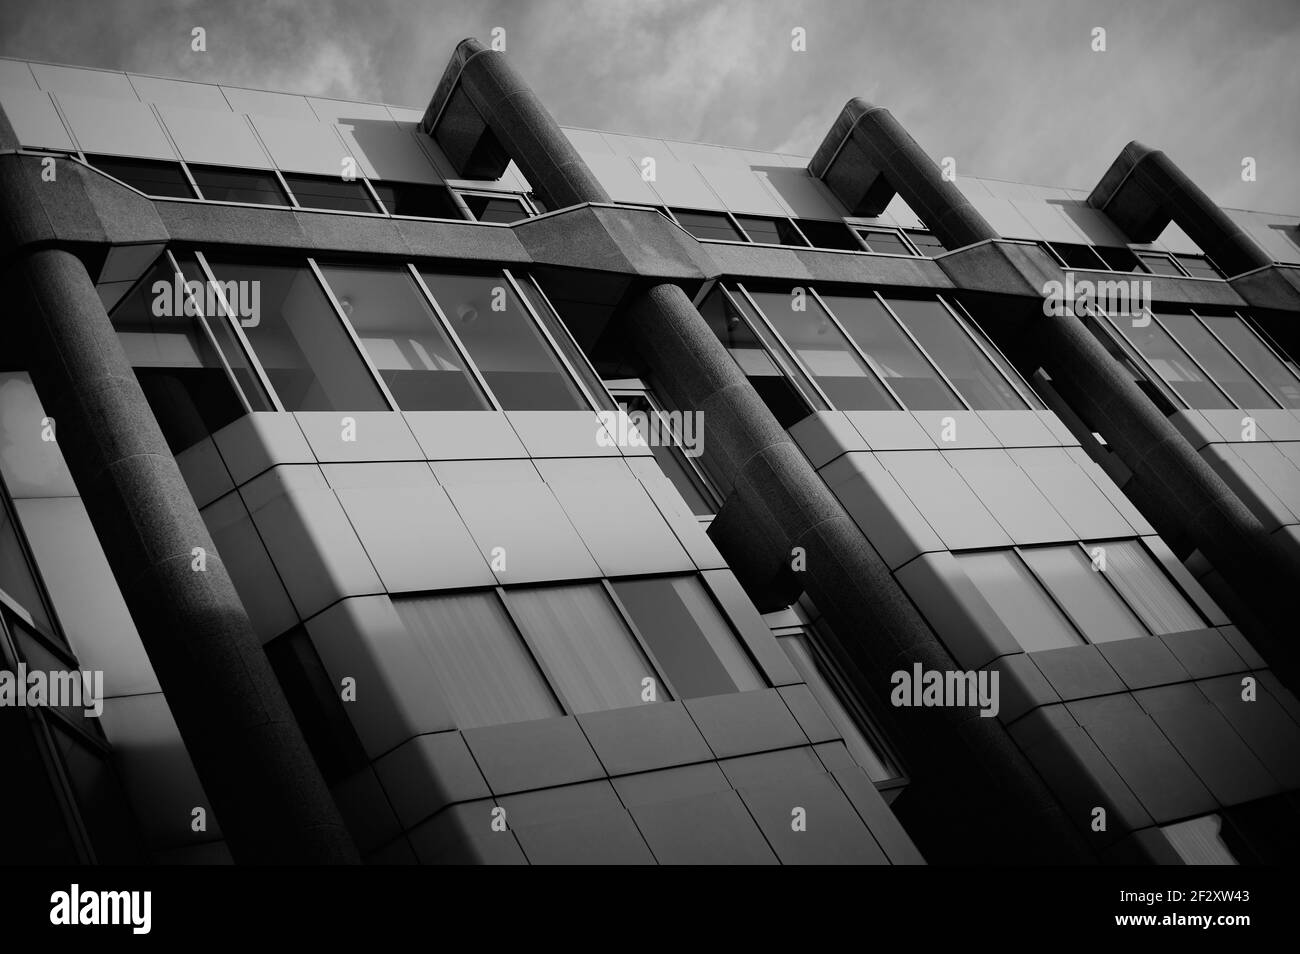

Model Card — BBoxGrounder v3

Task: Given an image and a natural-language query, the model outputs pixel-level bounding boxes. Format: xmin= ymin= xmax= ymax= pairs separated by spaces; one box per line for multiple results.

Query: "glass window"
xmin=735 ymin=215 xmax=807 ymax=247
xmin=84 ymin=155 xmax=195 ymax=199
xmin=1019 ymin=545 xmax=1147 ymax=643
xmin=1157 ymin=312 xmax=1277 ymax=408
xmin=110 ymin=260 xmax=249 ymax=451
xmin=747 ymin=289 xmax=899 ymax=410
xmin=1093 ymin=540 xmax=1204 ymax=635
xmin=1174 ymin=255 xmax=1223 ymax=280
xmin=698 ymin=288 xmax=814 ymax=428
xmin=0 ymin=500 xmax=57 ymax=639
xmin=203 ymin=257 xmax=388 ymax=411
xmin=1094 ymin=246 xmax=1143 ymax=272
xmin=189 ymin=165 xmax=289 ymax=206
xmin=617 ymin=394 xmax=716 ymax=516
xmin=1050 ymin=243 xmax=1108 ymax=270
xmin=395 ymin=592 xmax=560 ymax=728
xmin=316 ymin=265 xmax=489 ymax=411
xmin=1118 ymin=312 xmax=1233 ymax=408
xmin=955 ymin=550 xmax=1083 ymax=651
xmin=612 ymin=576 xmax=763 ymax=697
xmin=816 ymin=294 xmax=957 ymax=409
xmin=1197 ymin=312 xmax=1300 ymax=409
xmin=418 ymin=271 xmax=586 ymax=410
xmin=461 ymin=194 xmax=530 ymax=223
xmin=1137 ymin=251 xmax=1183 ymax=276
xmin=371 ymin=181 xmax=463 ymax=219
xmin=904 ymin=230 xmax=946 ymax=256
xmin=856 ymin=229 xmax=914 ymax=256
xmin=883 ymin=296 xmax=1029 ymax=410
xmin=779 ymin=631 xmax=899 ymax=782
xmin=795 ymin=219 xmax=862 ymax=251
xmin=505 ymin=584 xmax=664 ymax=713
xmin=281 ymin=173 xmax=379 ymax=213
xmin=671 ymin=209 xmax=744 ymax=242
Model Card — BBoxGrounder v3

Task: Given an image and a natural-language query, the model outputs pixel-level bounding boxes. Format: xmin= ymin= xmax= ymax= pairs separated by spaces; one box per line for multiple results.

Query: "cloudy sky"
xmin=1 ymin=0 xmax=1295 ymax=210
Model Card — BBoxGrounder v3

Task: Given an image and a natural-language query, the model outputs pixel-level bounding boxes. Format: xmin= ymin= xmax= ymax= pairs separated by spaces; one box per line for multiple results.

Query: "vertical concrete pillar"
xmin=624 ymin=283 xmax=1095 ymax=863
xmin=8 ymin=248 xmax=358 ymax=865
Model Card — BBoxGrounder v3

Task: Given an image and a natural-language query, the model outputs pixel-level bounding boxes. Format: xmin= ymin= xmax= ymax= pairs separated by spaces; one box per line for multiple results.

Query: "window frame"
xmin=853 ymin=227 xmax=921 ymax=257
xmin=607 ymin=383 xmax=722 ymax=517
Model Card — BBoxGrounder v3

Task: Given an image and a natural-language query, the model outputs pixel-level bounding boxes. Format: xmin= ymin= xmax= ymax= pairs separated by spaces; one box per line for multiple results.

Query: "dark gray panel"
xmin=1198 ymin=675 xmax=1300 ymax=788
xmin=611 ymin=762 xmax=732 ymax=809
xmin=1159 ymin=628 xmax=1247 ymax=679
xmin=407 ymin=800 xmax=528 ymax=865
xmin=462 ymin=716 xmax=605 ymax=795
xmin=374 ymin=731 xmax=491 ymax=829
xmin=1097 ymin=636 xmax=1191 ymax=690
xmin=577 ymin=701 xmax=714 ymax=777
xmin=629 ymin=790 xmax=778 ymax=864
xmin=684 ymin=689 xmax=808 ymax=758
xmin=1028 ymin=645 xmax=1126 ymax=700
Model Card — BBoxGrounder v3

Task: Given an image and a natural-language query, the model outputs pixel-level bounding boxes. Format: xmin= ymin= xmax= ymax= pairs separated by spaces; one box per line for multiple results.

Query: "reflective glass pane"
xmin=618 ymin=395 xmax=715 ymax=516
xmin=204 ymin=258 xmax=388 ymax=411
xmin=190 ymin=165 xmax=289 ymax=206
xmin=1019 ymin=545 xmax=1147 ymax=643
xmin=1198 ymin=313 xmax=1300 ymax=409
xmin=419 ymin=271 xmax=585 ymax=410
xmin=1092 ymin=540 xmax=1204 ymax=635
xmin=0 ymin=502 xmax=57 ymax=639
xmin=1159 ymin=312 xmax=1276 ymax=408
xmin=506 ymin=584 xmax=664 ymax=713
xmin=1120 ymin=313 xmax=1232 ymax=408
xmin=612 ymin=576 xmax=763 ymax=697
xmin=110 ymin=260 xmax=248 ymax=451
xmin=857 ymin=230 xmax=913 ymax=256
xmin=370 ymin=181 xmax=462 ymax=218
xmin=672 ymin=209 xmax=744 ymax=242
xmin=747 ymin=290 xmax=898 ymax=410
xmin=796 ymin=219 xmax=862 ymax=251
xmin=955 ymin=550 xmax=1083 ymax=651
xmin=1137 ymin=252 xmax=1183 ymax=276
xmin=282 ymin=173 xmax=379 ymax=213
xmin=317 ymin=265 xmax=489 ymax=411
xmin=462 ymin=194 xmax=530 ymax=223
xmin=85 ymin=155 xmax=195 ymax=199
xmin=816 ymin=294 xmax=957 ymax=409
xmin=735 ymin=215 xmax=807 ymax=246
xmin=395 ymin=591 xmax=561 ymax=728
xmin=884 ymin=297 xmax=1028 ymax=410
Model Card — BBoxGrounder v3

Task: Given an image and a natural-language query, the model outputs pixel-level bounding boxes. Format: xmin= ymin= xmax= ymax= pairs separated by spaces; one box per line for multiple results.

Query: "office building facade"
xmin=1 ymin=39 xmax=1298 ymax=865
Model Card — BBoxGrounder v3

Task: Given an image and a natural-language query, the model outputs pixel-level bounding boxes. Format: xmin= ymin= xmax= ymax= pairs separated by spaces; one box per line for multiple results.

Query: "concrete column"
xmin=1088 ymin=141 xmax=1271 ymax=276
xmin=8 ymin=248 xmax=358 ymax=865
xmin=422 ymin=37 xmax=611 ymax=211
xmin=625 ymin=283 xmax=1094 ymax=864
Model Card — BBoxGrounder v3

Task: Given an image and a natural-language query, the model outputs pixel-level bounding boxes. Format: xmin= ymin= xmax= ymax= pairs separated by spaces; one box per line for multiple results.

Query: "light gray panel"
xmin=911 ymin=410 xmax=999 ymax=448
xmin=546 ymin=479 xmax=692 ymax=576
xmin=307 ymin=595 xmax=456 ymax=757
xmin=1055 ymin=201 xmax=1132 ymax=246
xmin=646 ymin=157 xmax=723 ymax=209
xmin=845 ymin=410 xmax=937 ymax=449
xmin=1008 ymin=446 xmax=1133 ymax=538
xmin=220 ymin=86 xmax=316 ymax=120
xmin=335 ymin=120 xmax=444 ymax=184
xmin=212 ymin=412 xmax=316 ymax=486
xmin=0 ymin=371 xmax=79 ymax=497
xmin=404 ymin=411 xmax=528 ymax=460
xmin=875 ymin=450 xmax=1012 ymax=550
xmin=14 ymin=497 xmax=158 ymax=696
xmin=337 ymin=484 xmax=495 ymax=591
xmin=624 ymin=459 xmax=728 ymax=570
xmin=947 ymin=448 xmax=1076 ymax=544
xmin=561 ymin=127 xmax=615 ymax=155
xmin=250 ymin=114 xmax=355 ymax=176
xmin=307 ymin=98 xmax=392 ymax=122
xmin=129 ymin=75 xmax=231 ymax=111
xmin=666 ymin=141 xmax=749 ymax=167
xmin=967 ymin=195 xmax=1037 ymax=240
xmin=444 ymin=479 xmax=600 ymax=584
xmin=0 ymin=90 xmax=75 ymax=150
xmin=32 ymin=63 xmax=137 ymax=99
xmin=1010 ymin=199 xmax=1089 ymax=243
xmin=759 ymin=167 xmax=844 ymax=219
xmin=432 ymin=459 xmax=539 ymax=484
xmin=294 ymin=411 xmax=421 ymax=463
xmin=789 ymin=412 xmax=870 ymax=468
xmin=696 ymin=162 xmax=786 ymax=215
xmin=201 ymin=491 xmax=299 ymax=642
xmin=241 ymin=477 xmax=383 ymax=618
xmin=505 ymin=410 xmax=621 ymax=458
xmin=98 ymin=693 xmax=217 ymax=849
xmin=580 ymin=153 xmax=661 ymax=205
xmin=175 ymin=436 xmax=234 ymax=509
xmin=56 ymin=93 xmax=175 ymax=159
xmin=821 ymin=452 xmax=945 ymax=568
xmin=977 ymin=409 xmax=1058 ymax=447
xmin=159 ymin=105 xmax=269 ymax=167
xmin=0 ymin=59 xmax=37 ymax=90
xmin=320 ymin=461 xmax=437 ymax=490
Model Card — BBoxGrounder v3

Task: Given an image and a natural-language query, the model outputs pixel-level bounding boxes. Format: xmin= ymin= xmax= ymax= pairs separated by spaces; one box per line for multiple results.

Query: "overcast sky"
xmin=1 ymin=0 xmax=1295 ymax=211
